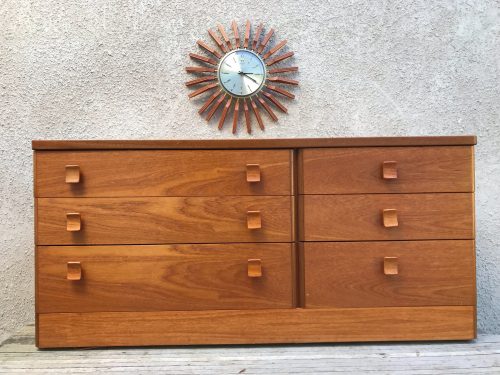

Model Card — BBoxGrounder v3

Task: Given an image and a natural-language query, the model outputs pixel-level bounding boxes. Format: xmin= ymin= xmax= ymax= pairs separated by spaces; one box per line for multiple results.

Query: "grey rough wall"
xmin=0 ymin=0 xmax=499 ymax=342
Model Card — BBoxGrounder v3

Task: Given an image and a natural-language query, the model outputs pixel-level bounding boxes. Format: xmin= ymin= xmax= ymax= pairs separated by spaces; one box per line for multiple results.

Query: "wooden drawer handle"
xmin=246 ymin=164 xmax=261 ymax=183
xmin=384 ymin=257 xmax=399 ymax=275
xmin=382 ymin=161 xmax=398 ymax=179
xmin=248 ymin=259 xmax=262 ymax=278
xmin=67 ymin=262 xmax=82 ymax=280
xmin=382 ymin=209 xmax=398 ymax=228
xmin=65 ymin=165 xmax=80 ymax=184
xmin=247 ymin=210 xmax=262 ymax=230
xmin=66 ymin=213 xmax=81 ymax=232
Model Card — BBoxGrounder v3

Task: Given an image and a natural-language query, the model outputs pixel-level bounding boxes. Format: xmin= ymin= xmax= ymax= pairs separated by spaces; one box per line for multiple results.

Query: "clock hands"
xmin=238 ymin=71 xmax=259 ymax=84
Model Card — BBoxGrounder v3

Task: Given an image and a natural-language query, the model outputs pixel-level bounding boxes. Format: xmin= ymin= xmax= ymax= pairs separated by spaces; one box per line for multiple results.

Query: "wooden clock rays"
xmin=185 ymin=20 xmax=298 ymax=134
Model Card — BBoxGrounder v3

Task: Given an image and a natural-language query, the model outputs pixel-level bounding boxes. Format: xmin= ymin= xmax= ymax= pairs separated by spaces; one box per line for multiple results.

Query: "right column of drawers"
xmin=298 ymin=146 xmax=475 ymax=313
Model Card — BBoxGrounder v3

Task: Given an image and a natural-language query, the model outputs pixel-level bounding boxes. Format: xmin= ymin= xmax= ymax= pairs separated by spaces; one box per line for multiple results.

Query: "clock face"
xmin=217 ymin=49 xmax=266 ymax=98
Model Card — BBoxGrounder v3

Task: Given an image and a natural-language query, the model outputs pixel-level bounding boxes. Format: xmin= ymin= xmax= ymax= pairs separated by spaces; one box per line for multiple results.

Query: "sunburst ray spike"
xmin=257 ymin=29 xmax=274 ymax=54
xmin=198 ymin=90 xmax=222 ymax=114
xmin=257 ymin=96 xmax=278 ymax=121
xmin=197 ymin=40 xmax=222 ymax=59
xmin=189 ymin=53 xmax=217 ymax=66
xmin=208 ymin=28 xmax=228 ymax=53
xmin=252 ymin=23 xmax=263 ymax=51
xmin=243 ymin=99 xmax=252 ymax=134
xmin=263 ymin=40 xmax=287 ymax=60
xmin=186 ymin=66 xmax=217 ymax=73
xmin=266 ymin=51 xmax=294 ymax=66
xmin=267 ymin=77 xmax=299 ymax=85
xmin=232 ymin=99 xmax=240 ymax=134
xmin=262 ymin=91 xmax=288 ymax=113
xmin=250 ymin=97 xmax=265 ymax=130
xmin=231 ymin=20 xmax=240 ymax=48
xmin=217 ymin=23 xmax=232 ymax=51
xmin=268 ymin=66 xmax=298 ymax=74
xmin=266 ymin=85 xmax=295 ymax=99
xmin=218 ymin=97 xmax=233 ymax=130
xmin=185 ymin=76 xmax=217 ymax=87
xmin=188 ymin=83 xmax=218 ymax=99
xmin=244 ymin=20 xmax=251 ymax=48
xmin=206 ymin=94 xmax=226 ymax=121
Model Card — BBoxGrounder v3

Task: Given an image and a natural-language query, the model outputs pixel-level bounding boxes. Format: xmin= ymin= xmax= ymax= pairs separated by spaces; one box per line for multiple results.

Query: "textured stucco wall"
xmin=1 ymin=0 xmax=499 ymax=343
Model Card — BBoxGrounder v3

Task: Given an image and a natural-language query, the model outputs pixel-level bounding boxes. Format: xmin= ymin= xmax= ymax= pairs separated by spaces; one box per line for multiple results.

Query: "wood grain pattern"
xmin=185 ymin=75 xmax=217 ymax=87
xmin=37 ymin=306 xmax=475 ymax=348
xmin=301 ymin=146 xmax=474 ymax=194
xmin=267 ymin=66 xmax=299 ymax=74
xmin=37 ymin=243 xmax=293 ymax=313
xmin=263 ymin=39 xmax=287 ymax=60
xmin=32 ymin=136 xmax=477 ymax=150
xmin=266 ymin=51 xmax=294 ymax=66
xmin=232 ymin=99 xmax=240 ymax=134
xmin=208 ymin=28 xmax=227 ymax=53
xmin=257 ymin=28 xmax=274 ymax=53
xmin=35 ymin=150 xmax=292 ymax=197
xmin=185 ymin=66 xmax=217 ymax=73
xmin=231 ymin=20 xmax=240 ymax=48
xmin=36 ymin=196 xmax=293 ymax=245
xmin=217 ymin=23 xmax=232 ymax=51
xmin=250 ymin=97 xmax=265 ymax=130
xmin=244 ymin=20 xmax=250 ymax=49
xmin=304 ymin=241 xmax=475 ymax=308
xmin=217 ymin=96 xmax=232 ymax=130
xmin=33 ymin=137 xmax=477 ymax=347
xmin=301 ymin=193 xmax=474 ymax=241
xmin=64 ymin=165 xmax=80 ymax=183
xmin=196 ymin=40 xmax=222 ymax=59
xmin=206 ymin=93 xmax=226 ymax=121
xmin=188 ymin=82 xmax=218 ymax=98
xmin=198 ymin=90 xmax=222 ymax=114
xmin=189 ymin=53 xmax=217 ymax=66
xmin=262 ymin=91 xmax=288 ymax=113
xmin=252 ymin=23 xmax=263 ymax=51
xmin=258 ymin=96 xmax=278 ymax=121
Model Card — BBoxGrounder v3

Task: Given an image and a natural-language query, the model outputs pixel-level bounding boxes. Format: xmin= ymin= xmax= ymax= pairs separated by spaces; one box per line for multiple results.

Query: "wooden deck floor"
xmin=0 ymin=325 xmax=499 ymax=374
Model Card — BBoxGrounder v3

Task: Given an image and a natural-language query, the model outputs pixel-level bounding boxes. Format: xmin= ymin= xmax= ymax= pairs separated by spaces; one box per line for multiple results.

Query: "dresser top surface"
xmin=32 ymin=136 xmax=476 ymax=150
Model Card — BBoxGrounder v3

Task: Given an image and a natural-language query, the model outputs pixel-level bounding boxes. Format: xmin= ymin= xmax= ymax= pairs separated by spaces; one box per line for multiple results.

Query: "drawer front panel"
xmin=37 ymin=306 xmax=475 ymax=348
xmin=35 ymin=150 xmax=292 ymax=197
xmin=37 ymin=243 xmax=293 ymax=313
xmin=304 ymin=241 xmax=475 ymax=308
xmin=301 ymin=193 xmax=474 ymax=241
xmin=37 ymin=196 xmax=293 ymax=245
xmin=300 ymin=146 xmax=473 ymax=194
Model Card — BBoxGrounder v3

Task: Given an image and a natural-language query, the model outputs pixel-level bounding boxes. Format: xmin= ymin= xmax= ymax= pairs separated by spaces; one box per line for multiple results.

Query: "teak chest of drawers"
xmin=33 ymin=136 xmax=476 ymax=348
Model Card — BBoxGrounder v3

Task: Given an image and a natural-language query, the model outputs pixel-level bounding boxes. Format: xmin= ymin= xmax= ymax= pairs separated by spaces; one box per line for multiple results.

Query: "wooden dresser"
xmin=33 ymin=136 xmax=476 ymax=348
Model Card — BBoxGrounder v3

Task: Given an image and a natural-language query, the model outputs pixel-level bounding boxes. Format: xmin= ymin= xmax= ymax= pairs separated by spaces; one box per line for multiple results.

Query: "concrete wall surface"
xmin=0 ymin=0 xmax=499 ymax=342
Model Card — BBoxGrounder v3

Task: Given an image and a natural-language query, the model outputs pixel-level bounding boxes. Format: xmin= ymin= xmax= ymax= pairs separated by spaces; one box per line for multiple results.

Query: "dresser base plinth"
xmin=36 ymin=306 xmax=476 ymax=348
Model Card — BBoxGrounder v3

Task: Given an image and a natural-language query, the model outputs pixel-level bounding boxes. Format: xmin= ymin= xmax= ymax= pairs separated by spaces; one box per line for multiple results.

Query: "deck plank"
xmin=1 ymin=325 xmax=499 ymax=374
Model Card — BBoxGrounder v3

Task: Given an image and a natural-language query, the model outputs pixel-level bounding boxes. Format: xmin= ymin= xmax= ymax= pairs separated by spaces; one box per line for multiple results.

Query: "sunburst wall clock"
xmin=185 ymin=20 xmax=298 ymax=134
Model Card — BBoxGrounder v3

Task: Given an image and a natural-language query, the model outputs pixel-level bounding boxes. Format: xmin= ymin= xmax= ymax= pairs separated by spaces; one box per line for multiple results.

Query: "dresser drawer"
xmin=303 ymin=241 xmax=475 ymax=308
xmin=37 ymin=243 xmax=293 ymax=313
xmin=301 ymin=193 xmax=474 ymax=241
xmin=300 ymin=146 xmax=473 ymax=194
xmin=36 ymin=196 xmax=293 ymax=245
xmin=35 ymin=150 xmax=292 ymax=197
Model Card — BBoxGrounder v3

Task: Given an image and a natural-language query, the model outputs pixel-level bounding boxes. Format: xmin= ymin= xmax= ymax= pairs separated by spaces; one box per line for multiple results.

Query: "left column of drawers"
xmin=34 ymin=149 xmax=295 ymax=346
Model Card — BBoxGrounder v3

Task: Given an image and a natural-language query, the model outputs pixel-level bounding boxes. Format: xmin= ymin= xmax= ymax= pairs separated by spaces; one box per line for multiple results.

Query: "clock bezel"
xmin=217 ymin=48 xmax=267 ymax=98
